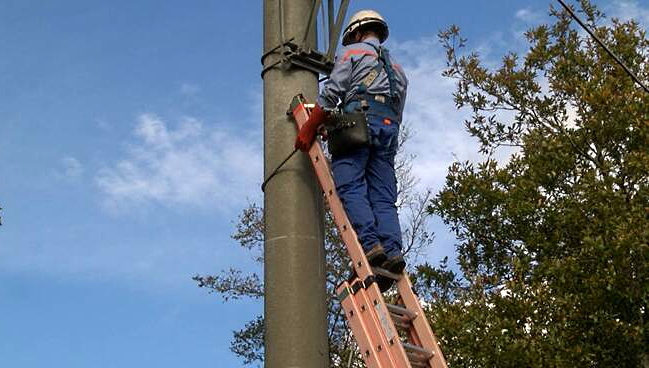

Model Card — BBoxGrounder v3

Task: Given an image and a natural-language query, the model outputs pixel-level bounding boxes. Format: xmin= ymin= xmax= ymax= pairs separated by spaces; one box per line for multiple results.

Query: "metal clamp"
xmin=261 ymin=40 xmax=334 ymax=78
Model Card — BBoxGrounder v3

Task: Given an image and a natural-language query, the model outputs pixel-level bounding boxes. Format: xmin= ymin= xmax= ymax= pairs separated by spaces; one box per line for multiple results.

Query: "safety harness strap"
xmin=356 ymin=42 xmax=398 ymax=98
xmin=379 ymin=47 xmax=399 ymax=99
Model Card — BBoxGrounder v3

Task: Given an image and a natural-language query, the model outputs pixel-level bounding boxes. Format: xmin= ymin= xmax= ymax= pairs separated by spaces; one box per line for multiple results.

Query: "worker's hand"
xmin=318 ymin=124 xmax=328 ymax=141
xmin=295 ymin=105 xmax=328 ymax=152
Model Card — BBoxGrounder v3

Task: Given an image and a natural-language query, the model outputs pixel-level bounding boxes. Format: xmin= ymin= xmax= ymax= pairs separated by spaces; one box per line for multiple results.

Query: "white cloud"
xmin=95 ymin=118 xmax=111 ymax=131
xmin=391 ymin=37 xmax=485 ymax=193
xmin=180 ymin=82 xmax=200 ymax=95
xmin=515 ymin=8 xmax=545 ymax=24
xmin=510 ymin=6 xmax=552 ymax=53
xmin=1 ymin=114 xmax=262 ymax=287
xmin=57 ymin=156 xmax=83 ymax=180
xmin=607 ymin=0 xmax=649 ymax=27
xmin=96 ymin=113 xmax=262 ymax=212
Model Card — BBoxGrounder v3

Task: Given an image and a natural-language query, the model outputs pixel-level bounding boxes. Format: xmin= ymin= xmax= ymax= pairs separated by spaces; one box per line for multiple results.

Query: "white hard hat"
xmin=342 ymin=9 xmax=389 ymax=46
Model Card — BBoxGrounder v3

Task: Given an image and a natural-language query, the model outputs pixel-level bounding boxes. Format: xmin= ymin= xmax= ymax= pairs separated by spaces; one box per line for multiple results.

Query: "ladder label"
xmin=375 ymin=302 xmax=397 ymax=342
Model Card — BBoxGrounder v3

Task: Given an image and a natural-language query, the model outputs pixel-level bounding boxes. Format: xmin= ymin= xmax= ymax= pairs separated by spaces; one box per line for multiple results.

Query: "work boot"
xmin=381 ymin=254 xmax=406 ymax=274
xmin=347 ymin=244 xmax=387 ymax=283
xmin=376 ymin=275 xmax=394 ymax=292
xmin=375 ymin=255 xmax=406 ymax=293
xmin=364 ymin=243 xmax=387 ymax=267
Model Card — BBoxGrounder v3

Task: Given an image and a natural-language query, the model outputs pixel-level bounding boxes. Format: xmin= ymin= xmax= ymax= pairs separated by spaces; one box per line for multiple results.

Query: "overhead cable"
xmin=556 ymin=0 xmax=649 ymax=93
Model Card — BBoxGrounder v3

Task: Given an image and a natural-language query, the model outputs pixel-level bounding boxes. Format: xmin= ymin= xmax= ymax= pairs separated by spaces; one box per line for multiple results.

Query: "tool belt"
xmin=325 ymin=92 xmax=400 ymax=156
xmin=325 ymin=111 xmax=370 ymax=157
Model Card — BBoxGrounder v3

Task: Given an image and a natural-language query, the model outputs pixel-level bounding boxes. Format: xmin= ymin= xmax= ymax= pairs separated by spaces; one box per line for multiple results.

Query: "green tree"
xmin=422 ymin=2 xmax=648 ymax=367
xmin=194 ymin=126 xmax=436 ymax=366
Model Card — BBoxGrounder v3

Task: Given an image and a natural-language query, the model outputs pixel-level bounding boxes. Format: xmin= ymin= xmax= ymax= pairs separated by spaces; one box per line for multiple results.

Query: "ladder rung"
xmin=386 ymin=303 xmax=417 ymax=320
xmin=389 ymin=311 xmax=412 ymax=326
xmin=372 ymin=267 xmax=402 ymax=280
xmin=407 ymin=351 xmax=431 ymax=363
xmin=408 ymin=359 xmax=429 ymax=368
xmin=392 ymin=319 xmax=411 ymax=330
xmin=402 ymin=342 xmax=434 ymax=360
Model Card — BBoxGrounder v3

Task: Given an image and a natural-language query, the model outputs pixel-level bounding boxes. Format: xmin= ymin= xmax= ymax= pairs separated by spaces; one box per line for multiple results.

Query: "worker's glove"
xmin=295 ymin=105 xmax=328 ymax=152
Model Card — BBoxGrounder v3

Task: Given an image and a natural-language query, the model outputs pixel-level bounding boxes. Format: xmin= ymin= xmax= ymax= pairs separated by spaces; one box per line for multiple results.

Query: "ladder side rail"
xmin=310 ymin=131 xmax=415 ymax=364
xmin=396 ymin=274 xmax=448 ymax=368
xmin=361 ymin=285 xmax=414 ymax=367
xmin=337 ymin=281 xmax=389 ymax=368
xmin=291 ymin=101 xmax=374 ymax=280
xmin=293 ymin=100 xmax=412 ymax=367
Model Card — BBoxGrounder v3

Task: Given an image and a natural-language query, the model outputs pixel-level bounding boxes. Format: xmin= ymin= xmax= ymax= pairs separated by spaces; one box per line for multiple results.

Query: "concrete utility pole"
xmin=262 ymin=1 xmax=328 ymax=367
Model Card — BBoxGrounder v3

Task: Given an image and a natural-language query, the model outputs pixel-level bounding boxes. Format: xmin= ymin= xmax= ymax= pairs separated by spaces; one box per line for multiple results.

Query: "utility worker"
xmin=295 ymin=10 xmax=409 ymax=285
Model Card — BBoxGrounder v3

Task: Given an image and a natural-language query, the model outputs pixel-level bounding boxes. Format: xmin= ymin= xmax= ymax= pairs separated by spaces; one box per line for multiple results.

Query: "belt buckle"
xmin=374 ymin=95 xmax=386 ymax=103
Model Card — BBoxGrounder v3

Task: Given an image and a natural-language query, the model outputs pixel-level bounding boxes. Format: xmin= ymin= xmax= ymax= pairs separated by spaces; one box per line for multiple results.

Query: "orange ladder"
xmin=289 ymin=94 xmax=448 ymax=368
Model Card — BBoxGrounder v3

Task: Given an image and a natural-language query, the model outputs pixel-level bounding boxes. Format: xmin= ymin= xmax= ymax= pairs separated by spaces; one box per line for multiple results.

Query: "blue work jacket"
xmin=317 ymin=37 xmax=408 ymax=122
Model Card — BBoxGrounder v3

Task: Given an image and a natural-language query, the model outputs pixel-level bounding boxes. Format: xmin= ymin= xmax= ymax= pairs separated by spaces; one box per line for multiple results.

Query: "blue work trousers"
xmin=331 ymin=104 xmax=403 ymax=258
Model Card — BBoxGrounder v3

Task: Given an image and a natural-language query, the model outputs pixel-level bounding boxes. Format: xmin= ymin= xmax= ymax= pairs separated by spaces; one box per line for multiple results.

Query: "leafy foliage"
xmin=230 ymin=316 xmax=265 ymax=365
xmin=423 ymin=2 xmax=648 ymax=367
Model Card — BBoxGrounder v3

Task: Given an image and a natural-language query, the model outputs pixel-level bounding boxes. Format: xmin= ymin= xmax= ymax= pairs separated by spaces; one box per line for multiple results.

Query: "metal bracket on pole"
xmin=300 ymin=0 xmax=350 ymax=70
xmin=261 ymin=40 xmax=334 ymax=77
xmin=261 ymin=1 xmax=349 ymax=78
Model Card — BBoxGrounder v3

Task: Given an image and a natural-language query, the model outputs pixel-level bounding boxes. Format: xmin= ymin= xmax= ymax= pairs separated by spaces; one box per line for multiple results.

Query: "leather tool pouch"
xmin=326 ymin=112 xmax=370 ymax=156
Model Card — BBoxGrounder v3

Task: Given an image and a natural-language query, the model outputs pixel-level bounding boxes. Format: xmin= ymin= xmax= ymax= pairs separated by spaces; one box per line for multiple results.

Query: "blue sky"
xmin=1 ymin=1 xmax=646 ymax=367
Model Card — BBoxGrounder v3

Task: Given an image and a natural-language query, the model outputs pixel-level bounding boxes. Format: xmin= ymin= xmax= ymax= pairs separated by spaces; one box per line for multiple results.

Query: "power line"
xmin=556 ymin=0 xmax=649 ymax=94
